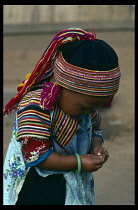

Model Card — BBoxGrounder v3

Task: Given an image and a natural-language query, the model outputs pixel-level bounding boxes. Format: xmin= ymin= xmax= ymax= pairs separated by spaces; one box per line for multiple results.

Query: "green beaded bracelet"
xmin=75 ymin=153 xmax=81 ymax=173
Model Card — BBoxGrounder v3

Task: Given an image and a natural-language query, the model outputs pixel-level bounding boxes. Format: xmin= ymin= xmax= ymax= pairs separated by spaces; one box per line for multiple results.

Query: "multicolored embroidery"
xmin=17 ymin=90 xmax=51 ymax=140
xmin=19 ymin=137 xmax=51 ymax=164
xmin=91 ymin=108 xmax=103 ymax=138
xmin=54 ymin=52 xmax=121 ymax=96
xmin=17 ymin=89 xmax=42 ymax=109
xmin=16 ymin=88 xmax=102 ymax=165
xmin=51 ymin=104 xmax=78 ymax=147
xmin=16 ymin=90 xmax=79 ymax=159
xmin=91 ymin=109 xmax=101 ymax=131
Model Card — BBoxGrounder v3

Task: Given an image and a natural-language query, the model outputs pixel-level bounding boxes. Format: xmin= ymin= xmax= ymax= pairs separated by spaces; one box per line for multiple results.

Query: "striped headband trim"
xmin=54 ymin=52 xmax=121 ymax=96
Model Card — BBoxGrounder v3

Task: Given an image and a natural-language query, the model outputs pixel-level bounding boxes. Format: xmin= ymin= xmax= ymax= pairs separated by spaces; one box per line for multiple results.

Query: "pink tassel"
xmin=40 ymin=82 xmax=60 ymax=111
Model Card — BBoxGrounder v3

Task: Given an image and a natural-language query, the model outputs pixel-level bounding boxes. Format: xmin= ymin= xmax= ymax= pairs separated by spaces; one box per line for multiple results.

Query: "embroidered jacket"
xmin=3 ymin=87 xmax=102 ymax=205
xmin=16 ymin=88 xmax=103 ymax=167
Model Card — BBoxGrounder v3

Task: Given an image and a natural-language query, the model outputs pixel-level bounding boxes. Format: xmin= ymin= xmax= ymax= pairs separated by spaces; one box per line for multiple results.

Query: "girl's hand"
xmin=90 ymin=136 xmax=109 ymax=163
xmin=80 ymin=154 xmax=105 ymax=172
xmin=101 ymin=146 xmax=109 ymax=162
xmin=92 ymin=145 xmax=109 ymax=163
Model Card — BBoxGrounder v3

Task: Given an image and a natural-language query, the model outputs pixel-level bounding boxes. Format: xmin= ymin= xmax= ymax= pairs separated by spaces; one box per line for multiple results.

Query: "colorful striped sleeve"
xmin=17 ymin=105 xmax=51 ymax=140
xmin=91 ymin=108 xmax=103 ymax=142
xmin=16 ymin=90 xmax=53 ymax=167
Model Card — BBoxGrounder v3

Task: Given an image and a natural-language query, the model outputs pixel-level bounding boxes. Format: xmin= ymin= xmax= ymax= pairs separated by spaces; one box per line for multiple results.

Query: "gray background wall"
xmin=4 ymin=5 xmax=134 ymax=34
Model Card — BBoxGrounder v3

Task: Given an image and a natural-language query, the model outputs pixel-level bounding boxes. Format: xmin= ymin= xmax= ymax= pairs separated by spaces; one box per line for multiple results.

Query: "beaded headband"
xmin=54 ymin=52 xmax=121 ymax=96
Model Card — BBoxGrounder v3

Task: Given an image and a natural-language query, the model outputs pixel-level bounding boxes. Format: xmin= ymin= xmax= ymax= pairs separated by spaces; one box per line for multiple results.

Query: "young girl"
xmin=3 ymin=28 xmax=121 ymax=205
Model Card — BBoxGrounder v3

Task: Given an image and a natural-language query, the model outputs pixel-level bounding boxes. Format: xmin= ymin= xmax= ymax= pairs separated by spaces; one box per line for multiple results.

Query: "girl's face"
xmin=56 ymin=88 xmax=114 ymax=117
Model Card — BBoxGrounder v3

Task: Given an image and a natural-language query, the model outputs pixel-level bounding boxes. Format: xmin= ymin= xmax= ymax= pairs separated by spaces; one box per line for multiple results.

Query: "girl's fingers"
xmin=95 ymin=163 xmax=104 ymax=170
xmin=103 ymin=150 xmax=109 ymax=162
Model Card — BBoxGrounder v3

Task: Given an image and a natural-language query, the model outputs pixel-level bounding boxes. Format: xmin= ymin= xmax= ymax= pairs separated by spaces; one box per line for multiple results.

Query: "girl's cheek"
xmin=65 ymin=107 xmax=83 ymax=117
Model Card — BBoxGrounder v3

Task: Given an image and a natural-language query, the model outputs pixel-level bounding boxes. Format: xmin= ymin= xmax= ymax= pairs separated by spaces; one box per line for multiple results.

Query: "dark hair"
xmin=61 ymin=39 xmax=119 ymax=71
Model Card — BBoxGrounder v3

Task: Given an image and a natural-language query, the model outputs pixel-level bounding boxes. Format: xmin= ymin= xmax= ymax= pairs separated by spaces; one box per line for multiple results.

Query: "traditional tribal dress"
xmin=3 ymin=86 xmax=102 ymax=205
xmin=3 ymin=27 xmax=120 ymax=205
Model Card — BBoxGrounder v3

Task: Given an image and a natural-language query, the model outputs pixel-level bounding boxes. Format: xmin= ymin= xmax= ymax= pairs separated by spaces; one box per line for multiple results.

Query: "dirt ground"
xmin=3 ymin=30 xmax=135 ymax=205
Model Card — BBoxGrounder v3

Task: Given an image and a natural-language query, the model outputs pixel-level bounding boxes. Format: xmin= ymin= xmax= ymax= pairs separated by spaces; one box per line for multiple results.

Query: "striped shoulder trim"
xmin=52 ymin=104 xmax=78 ymax=147
xmin=91 ymin=108 xmax=101 ymax=127
xmin=17 ymin=105 xmax=51 ymax=140
xmin=17 ymin=89 xmax=42 ymax=111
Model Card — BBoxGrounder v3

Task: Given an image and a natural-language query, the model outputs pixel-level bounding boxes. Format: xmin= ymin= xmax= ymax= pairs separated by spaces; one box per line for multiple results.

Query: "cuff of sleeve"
xmin=25 ymin=149 xmax=53 ymax=168
xmin=92 ymin=134 xmax=104 ymax=142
